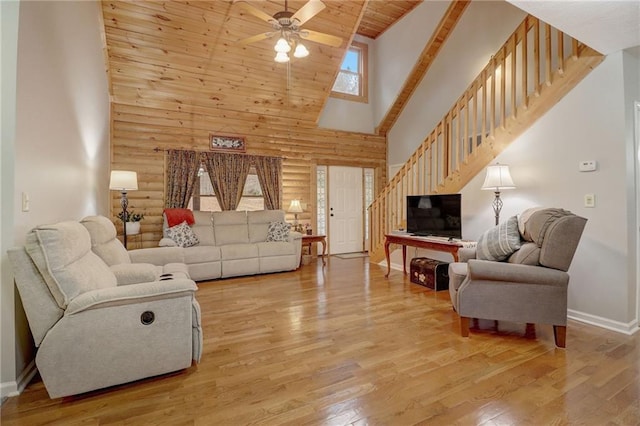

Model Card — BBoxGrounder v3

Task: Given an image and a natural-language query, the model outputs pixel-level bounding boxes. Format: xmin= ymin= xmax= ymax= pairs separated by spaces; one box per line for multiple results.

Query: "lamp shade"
xmin=481 ymin=164 xmax=515 ymax=191
xmin=293 ymin=43 xmax=309 ymax=58
xmin=288 ymin=199 xmax=303 ymax=213
xmin=109 ymin=170 xmax=138 ymax=191
xmin=274 ymin=37 xmax=291 ymax=53
xmin=274 ymin=51 xmax=290 ymax=63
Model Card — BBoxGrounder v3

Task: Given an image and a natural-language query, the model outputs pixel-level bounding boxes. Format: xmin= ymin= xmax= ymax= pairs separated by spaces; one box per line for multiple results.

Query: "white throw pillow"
xmin=266 ymin=221 xmax=291 ymax=242
xmin=158 ymin=237 xmax=177 ymax=247
xmin=476 ymin=216 xmax=522 ymax=261
xmin=166 ymin=221 xmax=199 ymax=248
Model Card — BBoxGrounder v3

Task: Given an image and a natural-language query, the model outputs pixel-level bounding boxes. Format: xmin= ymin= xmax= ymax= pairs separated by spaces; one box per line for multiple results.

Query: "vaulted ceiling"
xmin=101 ymin=0 xmax=421 ymax=126
xmin=101 ymin=1 xmax=637 ymax=136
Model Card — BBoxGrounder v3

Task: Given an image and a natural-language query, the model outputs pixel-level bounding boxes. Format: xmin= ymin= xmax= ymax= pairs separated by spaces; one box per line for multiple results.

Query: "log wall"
xmin=111 ymin=103 xmax=387 ymax=247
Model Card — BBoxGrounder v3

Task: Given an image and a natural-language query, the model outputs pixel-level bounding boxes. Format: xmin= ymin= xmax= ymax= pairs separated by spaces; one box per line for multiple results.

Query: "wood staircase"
xmin=368 ymin=15 xmax=604 ymax=263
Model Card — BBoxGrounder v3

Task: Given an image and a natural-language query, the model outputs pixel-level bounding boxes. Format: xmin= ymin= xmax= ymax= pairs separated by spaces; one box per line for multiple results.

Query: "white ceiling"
xmin=507 ymin=0 xmax=640 ymax=55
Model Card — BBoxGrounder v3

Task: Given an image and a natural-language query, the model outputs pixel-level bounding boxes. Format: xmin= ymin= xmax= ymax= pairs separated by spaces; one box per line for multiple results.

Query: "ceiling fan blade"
xmin=300 ymin=29 xmax=343 ymax=48
xmin=235 ymin=1 xmax=277 ymax=25
xmin=238 ymin=32 xmax=275 ymax=45
xmin=291 ymin=0 xmax=326 ymax=26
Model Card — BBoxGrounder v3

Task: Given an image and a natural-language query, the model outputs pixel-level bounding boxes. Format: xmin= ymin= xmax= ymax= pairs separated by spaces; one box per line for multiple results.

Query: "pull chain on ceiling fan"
xmin=236 ymin=0 xmax=343 ymax=62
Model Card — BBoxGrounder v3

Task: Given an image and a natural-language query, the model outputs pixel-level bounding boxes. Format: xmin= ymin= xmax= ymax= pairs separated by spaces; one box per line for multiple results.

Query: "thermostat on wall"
xmin=579 ymin=160 xmax=597 ymax=172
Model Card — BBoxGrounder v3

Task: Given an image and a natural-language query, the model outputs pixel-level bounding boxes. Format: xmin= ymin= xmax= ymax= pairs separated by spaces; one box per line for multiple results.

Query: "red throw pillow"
xmin=163 ymin=208 xmax=195 ymax=228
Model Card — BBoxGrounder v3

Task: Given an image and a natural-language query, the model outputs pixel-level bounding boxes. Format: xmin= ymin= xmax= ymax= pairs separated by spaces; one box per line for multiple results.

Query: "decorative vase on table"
xmin=127 ymin=221 xmax=141 ymax=235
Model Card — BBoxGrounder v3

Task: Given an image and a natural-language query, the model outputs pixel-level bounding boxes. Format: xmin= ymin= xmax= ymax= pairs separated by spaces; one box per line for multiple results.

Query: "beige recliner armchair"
xmin=80 ymin=215 xmax=189 ymax=284
xmin=8 ymin=220 xmax=202 ymax=398
xmin=448 ymin=208 xmax=587 ymax=347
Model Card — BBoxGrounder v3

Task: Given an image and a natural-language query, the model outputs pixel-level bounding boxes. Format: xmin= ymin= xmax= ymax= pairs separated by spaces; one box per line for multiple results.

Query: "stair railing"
xmin=369 ymin=15 xmax=603 ymax=260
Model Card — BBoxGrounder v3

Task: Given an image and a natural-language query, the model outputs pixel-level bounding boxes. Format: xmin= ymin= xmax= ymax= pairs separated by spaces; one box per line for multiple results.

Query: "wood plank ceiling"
xmin=358 ymin=0 xmax=423 ymax=39
xmin=102 ymin=0 xmax=422 ymax=243
xmin=102 ymin=0 xmax=421 ymax=126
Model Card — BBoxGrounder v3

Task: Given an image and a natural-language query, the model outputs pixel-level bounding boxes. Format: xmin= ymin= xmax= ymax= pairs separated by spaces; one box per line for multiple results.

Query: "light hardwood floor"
xmin=2 ymin=257 xmax=639 ymax=425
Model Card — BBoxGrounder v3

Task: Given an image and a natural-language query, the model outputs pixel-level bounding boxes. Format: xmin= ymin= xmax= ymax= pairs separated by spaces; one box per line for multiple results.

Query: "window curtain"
xmin=252 ymin=155 xmax=282 ymax=210
xmin=165 ymin=149 xmax=200 ymax=208
xmin=201 ymin=152 xmax=251 ymax=211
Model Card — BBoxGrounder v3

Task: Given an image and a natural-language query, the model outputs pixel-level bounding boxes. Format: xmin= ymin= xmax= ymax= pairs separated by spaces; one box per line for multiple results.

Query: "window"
xmin=316 ymin=166 xmax=327 ymax=236
xmin=364 ymin=168 xmax=374 ymax=240
xmin=190 ymin=166 xmax=264 ymax=212
xmin=237 ymin=171 xmax=264 ymax=211
xmin=331 ymin=41 xmax=368 ymax=103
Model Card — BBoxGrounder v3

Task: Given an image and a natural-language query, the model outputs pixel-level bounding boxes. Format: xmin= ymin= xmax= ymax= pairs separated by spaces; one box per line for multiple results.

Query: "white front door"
xmin=329 ymin=166 xmax=363 ymax=254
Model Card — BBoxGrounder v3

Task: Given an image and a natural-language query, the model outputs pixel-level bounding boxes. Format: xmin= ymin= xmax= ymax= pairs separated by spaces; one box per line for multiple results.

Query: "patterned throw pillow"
xmin=476 ymin=216 xmax=522 ymax=261
xmin=166 ymin=221 xmax=199 ymax=248
xmin=266 ymin=221 xmax=291 ymax=242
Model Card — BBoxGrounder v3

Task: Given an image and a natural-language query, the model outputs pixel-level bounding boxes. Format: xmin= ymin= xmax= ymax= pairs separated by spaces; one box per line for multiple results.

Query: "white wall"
xmin=391 ymin=51 xmax=639 ymax=333
xmin=318 ymin=1 xmax=454 ymax=135
xmin=317 ymin=35 xmax=376 ymax=134
xmin=1 ymin=0 xmax=20 ymax=400
xmin=387 ymin=1 xmax=526 ymax=167
xmin=459 ymin=52 xmax=635 ymax=330
xmin=372 ymin=0 xmax=452 ymax=126
xmin=1 ymin=0 xmax=110 ymax=397
xmin=622 ymin=49 xmax=640 ymax=323
xmin=14 ymin=0 xmax=111 ymax=241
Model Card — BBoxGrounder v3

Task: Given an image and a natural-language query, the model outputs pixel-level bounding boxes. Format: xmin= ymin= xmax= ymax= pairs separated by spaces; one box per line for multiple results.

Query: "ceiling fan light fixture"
xmin=274 ymin=37 xmax=291 ymax=53
xmin=293 ymin=42 xmax=309 ymax=58
xmin=274 ymin=51 xmax=290 ymax=63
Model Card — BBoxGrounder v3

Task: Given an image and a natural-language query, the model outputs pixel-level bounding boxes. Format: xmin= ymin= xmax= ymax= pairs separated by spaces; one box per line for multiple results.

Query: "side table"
xmin=301 ymin=234 xmax=327 ymax=265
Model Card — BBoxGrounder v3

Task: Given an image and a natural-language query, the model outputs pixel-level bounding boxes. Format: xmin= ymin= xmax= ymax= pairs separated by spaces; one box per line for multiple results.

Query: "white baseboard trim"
xmin=0 ymin=360 xmax=37 ymax=399
xmin=0 ymin=380 xmax=18 ymax=399
xmin=568 ymin=309 xmax=639 ymax=335
xmin=375 ymin=260 xmax=404 ymax=273
xmin=377 ymin=260 xmax=640 ymax=336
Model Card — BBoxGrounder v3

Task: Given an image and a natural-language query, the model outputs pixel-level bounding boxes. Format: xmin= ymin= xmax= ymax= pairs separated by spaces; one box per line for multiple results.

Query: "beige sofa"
xmin=8 ymin=220 xmax=202 ymax=398
xmin=157 ymin=210 xmax=303 ymax=281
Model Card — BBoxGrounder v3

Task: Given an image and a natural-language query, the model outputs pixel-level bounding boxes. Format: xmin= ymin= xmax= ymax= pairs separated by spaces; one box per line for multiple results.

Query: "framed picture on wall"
xmin=209 ymin=134 xmax=246 ymax=152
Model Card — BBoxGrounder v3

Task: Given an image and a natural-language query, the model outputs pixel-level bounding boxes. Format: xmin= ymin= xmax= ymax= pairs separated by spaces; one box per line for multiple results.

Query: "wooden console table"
xmin=384 ymin=234 xmax=465 ymax=277
xmin=301 ymin=234 xmax=327 ymax=265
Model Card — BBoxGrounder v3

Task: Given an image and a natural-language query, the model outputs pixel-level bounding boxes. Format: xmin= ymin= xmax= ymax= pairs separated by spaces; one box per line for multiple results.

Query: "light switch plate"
xmin=22 ymin=192 xmax=30 ymax=212
xmin=579 ymin=160 xmax=597 ymax=172
xmin=584 ymin=194 xmax=595 ymax=208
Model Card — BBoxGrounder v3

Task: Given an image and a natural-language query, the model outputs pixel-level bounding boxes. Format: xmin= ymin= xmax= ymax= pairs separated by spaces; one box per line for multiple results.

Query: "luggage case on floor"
xmin=409 ymin=257 xmax=449 ymax=291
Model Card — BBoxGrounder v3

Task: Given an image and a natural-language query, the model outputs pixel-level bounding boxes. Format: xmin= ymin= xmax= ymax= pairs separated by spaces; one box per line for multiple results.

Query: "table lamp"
xmin=288 ymin=199 xmax=303 ymax=231
xmin=109 ymin=170 xmax=138 ymax=248
xmin=481 ymin=163 xmax=515 ymax=225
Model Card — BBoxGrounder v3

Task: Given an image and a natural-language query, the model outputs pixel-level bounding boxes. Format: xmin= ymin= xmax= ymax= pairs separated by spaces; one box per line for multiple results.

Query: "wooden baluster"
xmin=473 ymin=82 xmax=478 ymax=153
xmin=490 ymin=57 xmax=496 ymax=137
xmin=444 ymin=112 xmax=451 ymax=181
xmin=557 ymin=30 xmax=565 ymax=75
xmin=463 ymin=92 xmax=469 ymax=162
xmin=481 ymin=71 xmax=487 ymax=144
xmin=545 ymin=23 xmax=552 ymax=86
xmin=510 ymin=36 xmax=516 ymax=120
xmin=533 ymin=18 xmax=540 ymax=96
xmin=500 ymin=48 xmax=506 ymax=129
xmin=521 ymin=23 xmax=528 ymax=110
xmin=455 ymin=103 xmax=461 ymax=171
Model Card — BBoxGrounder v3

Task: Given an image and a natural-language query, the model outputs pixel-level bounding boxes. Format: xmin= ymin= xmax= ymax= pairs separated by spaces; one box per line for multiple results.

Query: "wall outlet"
xmin=579 ymin=160 xmax=597 ymax=172
xmin=584 ymin=194 xmax=595 ymax=208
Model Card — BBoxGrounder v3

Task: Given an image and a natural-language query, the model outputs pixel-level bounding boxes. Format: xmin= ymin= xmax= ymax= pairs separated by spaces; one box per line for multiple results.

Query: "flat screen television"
xmin=406 ymin=194 xmax=462 ymax=238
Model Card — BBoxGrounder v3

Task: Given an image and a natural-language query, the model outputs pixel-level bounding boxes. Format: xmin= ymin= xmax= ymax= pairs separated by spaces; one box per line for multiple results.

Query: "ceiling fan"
xmin=236 ymin=0 xmax=343 ymax=62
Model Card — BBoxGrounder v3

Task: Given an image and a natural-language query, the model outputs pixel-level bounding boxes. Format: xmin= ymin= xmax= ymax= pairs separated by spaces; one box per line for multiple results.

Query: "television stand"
xmin=384 ymin=234 xmax=466 ymax=278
